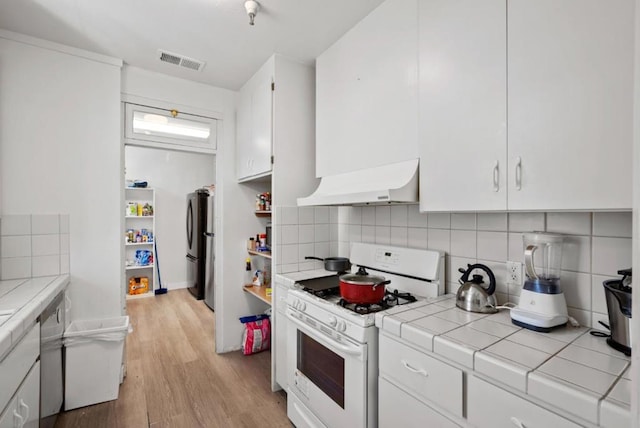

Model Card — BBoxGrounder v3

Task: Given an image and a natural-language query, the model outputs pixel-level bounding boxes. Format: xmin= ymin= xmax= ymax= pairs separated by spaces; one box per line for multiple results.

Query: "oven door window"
xmin=297 ymin=330 xmax=345 ymax=408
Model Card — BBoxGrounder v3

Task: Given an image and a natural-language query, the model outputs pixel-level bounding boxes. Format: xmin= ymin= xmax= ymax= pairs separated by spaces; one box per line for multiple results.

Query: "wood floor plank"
xmin=55 ymin=289 xmax=290 ymax=428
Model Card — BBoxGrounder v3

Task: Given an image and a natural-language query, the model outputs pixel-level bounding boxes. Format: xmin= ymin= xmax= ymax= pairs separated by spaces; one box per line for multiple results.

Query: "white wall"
xmin=125 ymin=146 xmax=215 ymax=289
xmin=0 ymin=31 xmax=122 ymax=321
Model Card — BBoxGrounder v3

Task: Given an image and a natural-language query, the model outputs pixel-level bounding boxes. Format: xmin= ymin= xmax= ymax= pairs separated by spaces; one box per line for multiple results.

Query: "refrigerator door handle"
xmin=186 ymin=253 xmax=197 ymax=261
xmin=203 ymin=232 xmax=215 ymax=237
xmin=186 ymin=199 xmax=194 ymax=249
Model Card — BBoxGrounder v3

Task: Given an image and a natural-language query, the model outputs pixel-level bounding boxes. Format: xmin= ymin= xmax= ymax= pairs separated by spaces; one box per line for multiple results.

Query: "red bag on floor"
xmin=240 ymin=314 xmax=271 ymax=355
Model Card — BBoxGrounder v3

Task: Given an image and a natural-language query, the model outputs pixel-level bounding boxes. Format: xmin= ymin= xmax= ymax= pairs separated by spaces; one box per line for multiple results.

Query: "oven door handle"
xmin=287 ymin=309 xmax=363 ymax=357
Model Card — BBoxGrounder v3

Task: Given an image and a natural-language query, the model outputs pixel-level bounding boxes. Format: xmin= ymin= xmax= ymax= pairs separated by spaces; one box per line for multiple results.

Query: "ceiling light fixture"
xmin=244 ymin=0 xmax=259 ymax=26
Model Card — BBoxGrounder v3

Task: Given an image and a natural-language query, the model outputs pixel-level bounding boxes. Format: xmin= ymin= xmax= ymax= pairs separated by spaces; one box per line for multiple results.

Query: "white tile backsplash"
xmin=476 ymin=231 xmax=508 ymax=262
xmin=592 ymin=212 xmax=632 ymax=238
xmin=407 ymin=204 xmax=428 ymax=228
xmin=298 ymin=243 xmax=314 ymax=263
xmin=451 ymin=230 xmax=476 ymax=259
xmin=547 ymin=212 xmax=592 ymax=235
xmin=390 ymin=227 xmax=408 ymax=247
xmin=1 ymin=215 xmax=31 ymax=236
xmin=390 ymin=205 xmax=408 ymax=227
xmin=592 ymin=237 xmax=632 ymax=276
xmin=362 ymin=207 xmax=375 ymax=226
xmin=375 ymin=206 xmax=391 ymax=226
xmin=314 ymin=206 xmax=329 ymax=224
xmin=1 ymin=257 xmax=31 ymax=280
xmin=32 ymin=255 xmax=60 ymax=277
xmin=1 ymin=214 xmax=69 ymax=280
xmin=508 ymin=212 xmax=545 ymax=232
xmin=428 ymin=212 xmax=451 ymax=229
xmin=273 ymin=206 xmax=631 ymax=324
xmin=298 ymin=207 xmax=314 ymax=224
xmin=1 ymin=236 xmax=31 ymax=258
xmin=281 ymin=207 xmax=299 ymax=225
xmin=32 ymin=235 xmax=60 ymax=257
xmin=32 ymin=215 xmax=60 ymax=235
xmin=451 ymin=213 xmax=476 ymax=230
xmin=477 ymin=213 xmax=507 ymax=231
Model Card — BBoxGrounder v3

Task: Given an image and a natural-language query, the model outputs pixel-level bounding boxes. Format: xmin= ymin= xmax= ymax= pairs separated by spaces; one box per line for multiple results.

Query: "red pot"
xmin=339 ymin=272 xmax=391 ymax=304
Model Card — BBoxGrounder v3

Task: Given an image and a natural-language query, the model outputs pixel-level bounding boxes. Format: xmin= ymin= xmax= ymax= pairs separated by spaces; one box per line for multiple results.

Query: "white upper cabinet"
xmin=237 ymin=58 xmax=274 ymax=181
xmin=315 ymin=0 xmax=418 ymax=177
xmin=507 ymin=0 xmax=633 ymax=211
xmin=419 ymin=0 xmax=633 ymax=212
xmin=419 ymin=0 xmax=507 ymax=211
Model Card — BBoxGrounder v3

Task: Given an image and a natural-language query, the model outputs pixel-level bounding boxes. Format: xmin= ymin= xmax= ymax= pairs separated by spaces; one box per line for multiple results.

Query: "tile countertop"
xmin=375 ymin=294 xmax=631 ymax=427
xmin=0 ymin=275 xmax=70 ymax=360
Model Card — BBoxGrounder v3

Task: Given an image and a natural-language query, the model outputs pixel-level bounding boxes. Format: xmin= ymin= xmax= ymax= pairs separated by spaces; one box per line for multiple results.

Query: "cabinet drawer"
xmin=0 ymin=324 xmax=39 ymax=412
xmin=379 ymin=333 xmax=463 ymax=417
xmin=379 ymin=377 xmax=460 ymax=428
xmin=468 ymin=375 xmax=581 ymax=428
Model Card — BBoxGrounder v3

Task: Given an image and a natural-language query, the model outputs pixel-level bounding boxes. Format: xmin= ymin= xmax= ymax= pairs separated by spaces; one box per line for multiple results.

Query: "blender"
xmin=511 ymin=233 xmax=568 ymax=332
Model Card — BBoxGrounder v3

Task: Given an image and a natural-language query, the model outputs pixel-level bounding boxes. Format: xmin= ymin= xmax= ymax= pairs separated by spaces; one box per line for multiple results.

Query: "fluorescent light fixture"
xmin=132 ymin=111 xmax=211 ymax=140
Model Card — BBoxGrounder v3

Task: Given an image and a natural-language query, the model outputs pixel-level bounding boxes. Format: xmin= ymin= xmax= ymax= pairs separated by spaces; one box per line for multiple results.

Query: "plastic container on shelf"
xmin=63 ymin=316 xmax=131 ymax=410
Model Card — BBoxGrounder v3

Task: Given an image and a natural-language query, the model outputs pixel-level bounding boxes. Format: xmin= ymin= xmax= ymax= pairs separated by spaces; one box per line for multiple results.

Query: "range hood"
xmin=297 ymin=159 xmax=419 ymax=206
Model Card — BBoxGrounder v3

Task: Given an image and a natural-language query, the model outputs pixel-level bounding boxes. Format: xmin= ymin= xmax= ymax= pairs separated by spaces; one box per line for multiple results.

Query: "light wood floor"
xmin=55 ymin=289 xmax=290 ymax=428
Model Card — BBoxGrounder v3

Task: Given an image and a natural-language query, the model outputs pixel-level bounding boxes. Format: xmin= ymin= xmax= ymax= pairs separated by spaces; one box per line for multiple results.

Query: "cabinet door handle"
xmin=510 ymin=416 xmax=526 ymax=428
xmin=401 ymin=360 xmax=428 ymax=377
xmin=493 ymin=160 xmax=499 ymax=192
xmin=515 ymin=156 xmax=522 ymax=190
xmin=13 ymin=409 xmax=24 ymax=428
xmin=19 ymin=399 xmax=29 ymax=424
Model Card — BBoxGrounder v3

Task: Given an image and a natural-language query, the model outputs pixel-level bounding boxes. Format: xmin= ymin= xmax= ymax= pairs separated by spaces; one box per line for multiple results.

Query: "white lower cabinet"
xmin=273 ymin=281 xmax=289 ymax=390
xmin=467 ymin=375 xmax=581 ymax=428
xmin=378 ymin=333 xmax=463 ymax=418
xmin=0 ymin=361 xmax=40 ymax=428
xmin=379 ymin=377 xmax=459 ymax=428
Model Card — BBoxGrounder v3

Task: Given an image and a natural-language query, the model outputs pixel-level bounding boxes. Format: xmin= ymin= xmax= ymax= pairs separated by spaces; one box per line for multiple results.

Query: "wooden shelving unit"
xmin=125 ymin=187 xmax=155 ymax=300
xmin=254 ymin=210 xmax=272 ymax=217
xmin=248 ymin=249 xmax=272 ymax=259
xmin=243 ymin=285 xmax=272 ymax=305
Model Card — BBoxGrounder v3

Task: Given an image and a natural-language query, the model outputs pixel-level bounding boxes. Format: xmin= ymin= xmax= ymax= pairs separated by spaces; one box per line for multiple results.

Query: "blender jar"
xmin=522 ymin=233 xmax=565 ymax=293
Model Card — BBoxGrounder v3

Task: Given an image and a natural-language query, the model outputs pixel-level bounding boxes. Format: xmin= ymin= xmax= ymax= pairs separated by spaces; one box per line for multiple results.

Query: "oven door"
xmin=286 ymin=308 xmax=368 ymax=428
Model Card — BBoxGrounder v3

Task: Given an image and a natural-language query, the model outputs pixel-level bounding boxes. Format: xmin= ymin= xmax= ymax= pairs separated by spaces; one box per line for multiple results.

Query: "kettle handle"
xmin=459 ymin=264 xmax=497 ymax=295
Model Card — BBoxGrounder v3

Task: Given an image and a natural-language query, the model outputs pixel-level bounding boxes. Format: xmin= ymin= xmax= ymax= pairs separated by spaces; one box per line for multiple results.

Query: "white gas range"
xmin=286 ymin=243 xmax=445 ymax=428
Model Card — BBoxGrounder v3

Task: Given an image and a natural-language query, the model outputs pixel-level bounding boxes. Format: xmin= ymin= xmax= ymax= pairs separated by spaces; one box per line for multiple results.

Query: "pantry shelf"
xmin=125 ymin=264 xmax=154 ymax=271
xmin=126 ymin=290 xmax=154 ymax=300
xmin=125 ymin=216 xmax=154 ymax=219
xmin=125 ymin=242 xmax=153 ymax=246
xmin=243 ymin=285 xmax=272 ymax=305
xmin=248 ymin=250 xmax=272 ymax=259
xmin=254 ymin=210 xmax=272 ymax=217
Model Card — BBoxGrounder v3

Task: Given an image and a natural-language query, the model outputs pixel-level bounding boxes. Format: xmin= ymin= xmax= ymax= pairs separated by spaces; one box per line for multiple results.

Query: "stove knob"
xmin=299 ymin=301 xmax=306 ymax=311
xmin=337 ymin=321 xmax=347 ymax=332
xmin=328 ymin=315 xmax=337 ymax=327
xmin=294 ymin=299 xmax=301 ymax=310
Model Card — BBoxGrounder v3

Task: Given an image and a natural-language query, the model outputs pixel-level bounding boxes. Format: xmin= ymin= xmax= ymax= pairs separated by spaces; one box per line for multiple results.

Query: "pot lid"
xmin=340 ymin=273 xmax=386 ymax=285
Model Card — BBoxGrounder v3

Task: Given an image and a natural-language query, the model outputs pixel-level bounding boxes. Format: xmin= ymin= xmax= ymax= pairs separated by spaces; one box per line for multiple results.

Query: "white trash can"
xmin=63 ymin=316 xmax=131 ymax=410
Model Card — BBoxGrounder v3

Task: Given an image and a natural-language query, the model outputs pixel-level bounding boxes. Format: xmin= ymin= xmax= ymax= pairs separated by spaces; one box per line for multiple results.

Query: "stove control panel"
xmin=375 ymin=248 xmax=400 ymax=266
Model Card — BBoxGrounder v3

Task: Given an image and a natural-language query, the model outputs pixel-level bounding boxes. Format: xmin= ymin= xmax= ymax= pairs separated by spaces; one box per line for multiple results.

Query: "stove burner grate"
xmin=337 ymin=289 xmax=418 ymax=314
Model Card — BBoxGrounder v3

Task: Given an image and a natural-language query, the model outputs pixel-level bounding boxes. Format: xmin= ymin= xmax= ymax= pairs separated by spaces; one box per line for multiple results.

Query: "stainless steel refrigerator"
xmin=186 ymin=188 xmax=215 ymax=309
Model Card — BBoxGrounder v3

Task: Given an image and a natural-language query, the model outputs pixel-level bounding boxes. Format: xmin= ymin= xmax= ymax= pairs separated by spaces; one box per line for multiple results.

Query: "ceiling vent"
xmin=158 ymin=50 xmax=205 ymax=72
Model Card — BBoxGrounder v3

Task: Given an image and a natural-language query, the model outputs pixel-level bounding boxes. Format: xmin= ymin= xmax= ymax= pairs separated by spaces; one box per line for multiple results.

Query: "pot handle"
xmin=304 ymin=256 xmax=324 ymax=261
xmin=372 ymin=280 xmax=391 ymax=290
xmin=460 ymin=264 xmax=496 ymax=295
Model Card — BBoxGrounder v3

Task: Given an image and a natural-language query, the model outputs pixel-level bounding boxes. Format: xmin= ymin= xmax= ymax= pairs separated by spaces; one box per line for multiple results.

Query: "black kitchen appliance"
xmin=186 ymin=189 xmax=215 ymax=305
xmin=603 ymin=268 xmax=632 ymax=356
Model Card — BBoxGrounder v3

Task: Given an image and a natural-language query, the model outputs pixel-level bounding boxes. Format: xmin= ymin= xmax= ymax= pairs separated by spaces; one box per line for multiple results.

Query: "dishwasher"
xmin=40 ymin=291 xmax=65 ymax=428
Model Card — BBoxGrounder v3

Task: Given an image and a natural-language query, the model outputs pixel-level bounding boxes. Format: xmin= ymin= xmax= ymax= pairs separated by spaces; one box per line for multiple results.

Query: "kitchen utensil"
xmin=603 ymin=268 xmax=632 ymax=356
xmin=455 ymin=264 xmax=498 ymax=313
xmin=339 ymin=267 xmax=391 ymax=304
xmin=305 ymin=256 xmax=351 ymax=272
xmin=511 ymin=233 xmax=568 ymax=332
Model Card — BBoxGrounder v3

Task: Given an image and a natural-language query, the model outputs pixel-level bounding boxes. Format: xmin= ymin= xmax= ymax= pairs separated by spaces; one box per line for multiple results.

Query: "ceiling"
xmin=0 ymin=0 xmax=385 ymax=90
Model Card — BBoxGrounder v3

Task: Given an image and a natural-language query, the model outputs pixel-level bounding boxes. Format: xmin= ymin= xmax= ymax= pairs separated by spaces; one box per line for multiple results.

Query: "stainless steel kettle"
xmin=456 ymin=264 xmax=498 ymax=313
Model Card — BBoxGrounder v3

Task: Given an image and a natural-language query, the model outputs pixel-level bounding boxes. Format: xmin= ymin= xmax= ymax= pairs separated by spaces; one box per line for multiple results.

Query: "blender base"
xmin=511 ymin=317 xmax=566 ymax=333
